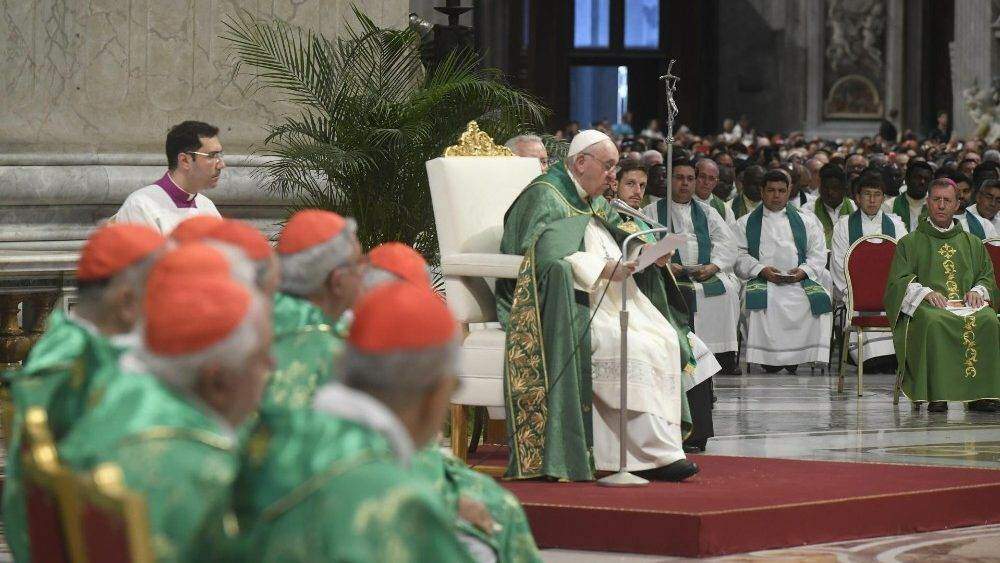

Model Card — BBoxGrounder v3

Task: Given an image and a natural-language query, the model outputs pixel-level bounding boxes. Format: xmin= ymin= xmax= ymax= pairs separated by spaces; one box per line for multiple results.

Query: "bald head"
xmin=695 ymin=159 xmax=719 ymax=200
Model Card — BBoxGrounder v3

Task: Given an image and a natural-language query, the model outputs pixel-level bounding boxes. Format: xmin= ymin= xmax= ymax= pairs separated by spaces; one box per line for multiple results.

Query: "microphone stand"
xmin=597 ymin=226 xmax=672 ymax=487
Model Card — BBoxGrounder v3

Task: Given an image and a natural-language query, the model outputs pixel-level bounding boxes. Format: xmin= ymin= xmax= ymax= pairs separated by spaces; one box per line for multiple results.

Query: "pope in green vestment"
xmin=57 ymin=369 xmax=242 ymax=563
xmin=496 ymin=160 xmax=694 ymax=482
xmin=885 ymin=219 xmax=1000 ymax=402
xmin=2 ymin=309 xmax=133 ymax=562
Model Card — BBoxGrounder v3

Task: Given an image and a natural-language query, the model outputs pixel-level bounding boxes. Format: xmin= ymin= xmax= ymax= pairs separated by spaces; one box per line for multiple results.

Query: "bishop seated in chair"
xmin=496 ymin=130 xmax=712 ymax=483
xmin=884 ymin=178 xmax=1000 ymax=413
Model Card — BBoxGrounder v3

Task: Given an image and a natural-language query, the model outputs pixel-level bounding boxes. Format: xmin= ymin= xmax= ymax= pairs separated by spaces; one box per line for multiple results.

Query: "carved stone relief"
xmin=823 ymin=0 xmax=886 ymax=120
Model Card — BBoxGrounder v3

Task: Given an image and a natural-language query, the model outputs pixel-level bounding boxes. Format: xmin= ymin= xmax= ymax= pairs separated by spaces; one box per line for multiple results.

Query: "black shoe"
xmin=968 ymin=399 xmax=1000 ymax=413
xmin=928 ymin=401 xmax=948 ymax=412
xmin=635 ymin=459 xmax=700 ymax=482
xmin=762 ymin=364 xmax=782 ymax=374
xmin=783 ymin=364 xmax=798 ymax=374
xmin=683 ymin=444 xmax=703 ymax=453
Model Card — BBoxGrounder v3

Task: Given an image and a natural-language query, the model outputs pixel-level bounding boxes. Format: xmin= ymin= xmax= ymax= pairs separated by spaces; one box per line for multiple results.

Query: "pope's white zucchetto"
xmin=567 ymin=130 xmax=613 ymax=157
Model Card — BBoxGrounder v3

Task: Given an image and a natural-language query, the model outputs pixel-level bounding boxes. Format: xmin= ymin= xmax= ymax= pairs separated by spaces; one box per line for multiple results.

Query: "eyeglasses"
xmin=580 ymin=152 xmax=619 ymax=174
xmin=187 ymin=151 xmax=225 ymax=162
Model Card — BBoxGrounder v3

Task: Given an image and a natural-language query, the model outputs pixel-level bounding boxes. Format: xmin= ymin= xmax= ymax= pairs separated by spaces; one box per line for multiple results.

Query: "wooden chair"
xmin=836 ymin=235 xmax=897 ymax=398
xmin=20 ymin=406 xmax=81 ymax=563
xmin=69 ymin=462 xmax=155 ymax=563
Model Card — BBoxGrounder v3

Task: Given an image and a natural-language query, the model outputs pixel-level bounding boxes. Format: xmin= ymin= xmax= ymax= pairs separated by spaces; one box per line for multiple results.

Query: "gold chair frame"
xmin=70 ymin=462 xmax=156 ymax=563
xmin=837 ymin=234 xmax=896 ymax=398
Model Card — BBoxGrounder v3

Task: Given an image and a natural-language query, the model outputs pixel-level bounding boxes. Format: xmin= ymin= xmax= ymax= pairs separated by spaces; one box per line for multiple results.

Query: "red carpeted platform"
xmin=482 ymin=449 xmax=1000 ymax=557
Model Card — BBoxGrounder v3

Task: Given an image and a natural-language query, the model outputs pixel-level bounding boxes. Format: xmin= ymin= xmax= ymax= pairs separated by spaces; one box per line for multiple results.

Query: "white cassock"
xmin=957 ymin=212 xmax=998 ymax=239
xmin=734 ymin=207 xmax=833 ymax=366
xmin=643 ymin=199 xmax=741 ymax=354
xmin=564 ymin=216 xmax=696 ymax=471
xmin=789 ymin=190 xmax=817 ymax=211
xmin=800 ymin=197 xmax=857 ymax=217
xmin=830 ymin=210 xmax=907 ymax=363
xmin=695 ymin=194 xmax=737 ymax=224
xmin=114 ymin=172 xmax=221 ymax=234
xmin=967 ymin=204 xmax=1000 ymax=233
xmin=882 ymin=194 xmax=925 ymax=232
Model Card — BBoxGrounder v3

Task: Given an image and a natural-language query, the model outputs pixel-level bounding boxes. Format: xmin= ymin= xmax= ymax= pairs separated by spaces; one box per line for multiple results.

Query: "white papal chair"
xmin=426 ymin=122 xmax=542 ymax=466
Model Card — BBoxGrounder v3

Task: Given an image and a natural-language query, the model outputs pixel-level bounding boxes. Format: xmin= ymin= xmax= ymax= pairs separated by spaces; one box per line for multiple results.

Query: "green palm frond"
xmin=223 ymin=4 xmax=549 ymax=264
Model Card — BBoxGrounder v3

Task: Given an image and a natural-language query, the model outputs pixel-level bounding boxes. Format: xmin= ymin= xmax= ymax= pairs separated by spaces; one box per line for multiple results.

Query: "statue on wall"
xmin=964 ymin=79 xmax=1000 ymax=143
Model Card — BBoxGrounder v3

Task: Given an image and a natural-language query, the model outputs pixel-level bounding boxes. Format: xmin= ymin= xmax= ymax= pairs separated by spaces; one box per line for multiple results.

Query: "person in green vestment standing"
xmin=2 ymin=223 xmax=166 ymax=562
xmin=802 ymin=163 xmax=857 ymax=247
xmin=496 ymin=129 xmax=699 ymax=483
xmin=238 ymin=283 xmax=477 ymax=562
xmin=884 ymin=178 xmax=1000 ymax=413
xmin=362 ymin=241 xmax=543 ymax=563
xmin=60 ymin=264 xmax=274 ymax=563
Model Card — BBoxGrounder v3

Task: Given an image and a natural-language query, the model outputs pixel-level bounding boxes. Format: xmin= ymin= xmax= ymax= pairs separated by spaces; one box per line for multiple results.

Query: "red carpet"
xmin=481 ymin=448 xmax=1000 ymax=557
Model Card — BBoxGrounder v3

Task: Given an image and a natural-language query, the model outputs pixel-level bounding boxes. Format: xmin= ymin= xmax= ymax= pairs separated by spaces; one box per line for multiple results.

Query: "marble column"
xmin=950 ymin=0 xmax=998 ymax=138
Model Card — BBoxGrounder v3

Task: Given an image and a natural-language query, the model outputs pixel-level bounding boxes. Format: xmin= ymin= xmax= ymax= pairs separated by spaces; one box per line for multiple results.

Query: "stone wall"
xmin=0 ymin=0 xmax=407 ymax=248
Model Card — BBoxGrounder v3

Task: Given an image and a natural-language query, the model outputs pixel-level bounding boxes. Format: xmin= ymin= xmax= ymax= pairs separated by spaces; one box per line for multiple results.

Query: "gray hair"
xmin=201 ymin=240 xmax=258 ymax=288
xmin=641 ymin=150 xmax=664 ymax=166
xmin=984 ymin=149 xmax=1000 ymax=163
xmin=132 ymin=291 xmax=267 ymax=391
xmin=279 ymin=219 xmax=358 ymax=297
xmin=75 ymin=249 xmax=163 ymax=315
xmin=342 ymin=339 xmax=459 ymax=405
xmin=360 ymin=267 xmax=404 ymax=292
xmin=505 ymin=134 xmax=543 ymax=152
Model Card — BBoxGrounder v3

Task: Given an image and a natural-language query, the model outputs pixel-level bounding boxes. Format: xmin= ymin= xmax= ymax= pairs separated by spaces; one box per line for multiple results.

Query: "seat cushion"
xmin=454 ymin=328 xmax=506 ymax=407
xmin=851 ymin=315 xmax=890 ymax=328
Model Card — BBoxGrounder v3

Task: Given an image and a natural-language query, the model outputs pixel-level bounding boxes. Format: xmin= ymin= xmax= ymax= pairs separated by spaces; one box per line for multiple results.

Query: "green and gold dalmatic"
xmin=884 ymin=220 xmax=1000 ymax=402
xmin=496 ymin=161 xmax=693 ymax=481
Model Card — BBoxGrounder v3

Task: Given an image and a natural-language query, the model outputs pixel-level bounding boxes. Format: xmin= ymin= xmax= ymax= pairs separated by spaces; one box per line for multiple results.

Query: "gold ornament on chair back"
xmin=443 ymin=121 xmax=514 ymax=157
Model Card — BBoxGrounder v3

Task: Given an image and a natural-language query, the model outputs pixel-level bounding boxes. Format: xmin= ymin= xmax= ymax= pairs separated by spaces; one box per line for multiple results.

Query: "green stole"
xmin=744 ymin=204 xmax=833 ymax=316
xmin=731 ymin=193 xmax=756 ymax=219
xmin=657 ymin=199 xmax=727 ymax=312
xmin=814 ymin=199 xmax=854 ymax=245
xmin=961 ymin=211 xmax=987 ymax=240
xmin=892 ymin=194 xmax=927 ymax=230
xmin=706 ymin=194 xmax=727 ymax=218
xmin=848 ymin=210 xmax=896 ymax=244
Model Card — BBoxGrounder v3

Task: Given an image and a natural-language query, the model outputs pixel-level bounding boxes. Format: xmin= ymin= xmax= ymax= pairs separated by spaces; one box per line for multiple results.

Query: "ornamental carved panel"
xmin=823 ymin=0 xmax=886 ymax=119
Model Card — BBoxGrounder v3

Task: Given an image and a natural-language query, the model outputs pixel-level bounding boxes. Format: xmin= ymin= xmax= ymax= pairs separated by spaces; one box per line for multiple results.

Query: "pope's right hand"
xmin=923 ymin=291 xmax=948 ymax=309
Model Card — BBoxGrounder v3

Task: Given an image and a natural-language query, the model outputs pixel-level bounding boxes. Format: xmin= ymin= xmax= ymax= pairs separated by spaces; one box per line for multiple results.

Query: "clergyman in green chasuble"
xmin=496 ymin=158 xmax=695 ymax=482
xmin=884 ymin=219 xmax=1000 ymax=402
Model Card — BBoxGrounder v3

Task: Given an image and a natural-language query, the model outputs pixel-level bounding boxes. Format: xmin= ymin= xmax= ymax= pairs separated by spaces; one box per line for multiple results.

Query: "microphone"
xmin=610 ymin=198 xmax=666 ymax=229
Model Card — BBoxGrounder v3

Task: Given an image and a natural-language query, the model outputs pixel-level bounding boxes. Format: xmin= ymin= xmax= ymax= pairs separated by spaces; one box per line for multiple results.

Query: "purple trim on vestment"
xmin=155 ymin=173 xmax=197 ymax=209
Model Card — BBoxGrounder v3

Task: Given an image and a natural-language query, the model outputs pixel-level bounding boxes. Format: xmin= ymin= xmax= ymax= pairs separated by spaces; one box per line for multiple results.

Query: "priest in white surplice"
xmin=734 ymin=169 xmax=834 ymax=373
xmin=644 ymin=159 xmax=741 ymax=374
xmin=831 ymin=171 xmax=906 ymax=369
xmin=499 ymin=129 xmax=706 ymax=482
xmin=114 ymin=121 xmax=223 ymax=234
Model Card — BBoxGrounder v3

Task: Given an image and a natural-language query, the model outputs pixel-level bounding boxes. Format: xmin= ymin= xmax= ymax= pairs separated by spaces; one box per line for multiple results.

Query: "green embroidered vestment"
xmin=884 ymin=220 xmax=1000 ymax=402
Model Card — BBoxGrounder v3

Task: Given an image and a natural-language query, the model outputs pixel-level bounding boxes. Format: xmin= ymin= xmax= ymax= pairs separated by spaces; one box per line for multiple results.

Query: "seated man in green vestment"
xmin=885 ymin=178 xmax=1000 ymax=413
xmin=2 ymin=223 xmax=166 ymax=562
xmin=362 ymin=242 xmax=542 ymax=563
xmin=497 ymin=129 xmax=700 ymax=483
xmin=235 ymin=283 xmax=477 ymax=562
xmin=59 ymin=267 xmax=274 ymax=563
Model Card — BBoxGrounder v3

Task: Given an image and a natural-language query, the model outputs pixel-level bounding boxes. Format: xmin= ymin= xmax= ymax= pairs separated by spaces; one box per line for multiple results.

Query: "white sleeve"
xmin=800 ymin=214 xmax=828 ymax=281
xmin=970 ymin=285 xmax=990 ymax=301
xmin=732 ymin=218 xmax=762 ymax=279
xmin=901 ymin=282 xmax=933 ymax=316
xmin=830 ymin=219 xmax=850 ymax=295
xmin=564 ymin=251 xmax=607 ymax=293
xmin=707 ymin=207 xmax=737 ymax=271
xmin=114 ymin=193 xmax=164 ymax=233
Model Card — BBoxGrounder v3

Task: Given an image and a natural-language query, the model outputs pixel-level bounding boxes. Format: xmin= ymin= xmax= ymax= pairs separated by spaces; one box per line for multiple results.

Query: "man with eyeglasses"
xmin=830 ymin=172 xmax=906 ymax=371
xmin=115 ymin=120 xmax=224 ymax=234
xmin=497 ymin=129 xmax=702 ymax=482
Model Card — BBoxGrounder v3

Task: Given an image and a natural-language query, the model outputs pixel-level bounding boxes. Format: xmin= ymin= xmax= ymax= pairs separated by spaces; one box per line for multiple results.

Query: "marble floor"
xmin=543 ymin=367 xmax=1000 ymax=562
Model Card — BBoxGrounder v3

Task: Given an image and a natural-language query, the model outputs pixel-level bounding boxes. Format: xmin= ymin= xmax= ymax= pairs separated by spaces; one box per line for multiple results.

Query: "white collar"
xmin=312 ymin=383 xmax=416 ymax=466
xmin=762 ymin=205 xmax=785 ymax=217
xmin=862 ymin=209 xmax=881 ymax=221
xmin=926 ymin=217 xmax=955 ymax=233
xmin=906 ymin=193 xmax=926 ymax=205
xmin=567 ymin=169 xmax=590 ymax=202
xmin=695 ymin=194 xmax=711 ymax=203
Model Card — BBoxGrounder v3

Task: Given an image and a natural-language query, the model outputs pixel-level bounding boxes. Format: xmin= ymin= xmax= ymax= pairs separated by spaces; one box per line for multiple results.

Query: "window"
xmin=574 ymin=0 xmax=610 ymax=48
xmin=624 ymin=0 xmax=660 ymax=49
xmin=570 ymin=65 xmax=628 ymax=128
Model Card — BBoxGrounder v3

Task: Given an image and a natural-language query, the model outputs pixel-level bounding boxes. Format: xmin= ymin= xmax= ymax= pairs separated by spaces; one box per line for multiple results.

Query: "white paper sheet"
xmin=633 ymin=234 xmax=688 ymax=272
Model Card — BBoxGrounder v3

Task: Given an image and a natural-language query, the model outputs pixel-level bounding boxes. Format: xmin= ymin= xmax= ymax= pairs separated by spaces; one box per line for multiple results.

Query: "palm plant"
xmin=222 ymin=7 xmax=549 ymax=263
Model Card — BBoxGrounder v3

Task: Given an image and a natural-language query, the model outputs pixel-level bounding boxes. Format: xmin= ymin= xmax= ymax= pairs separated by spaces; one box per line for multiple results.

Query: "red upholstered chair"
xmin=72 ymin=462 xmax=155 ymax=563
xmin=986 ymin=238 xmax=1000 ymax=301
xmin=20 ymin=407 xmax=81 ymax=563
xmin=837 ymin=235 xmax=897 ymax=398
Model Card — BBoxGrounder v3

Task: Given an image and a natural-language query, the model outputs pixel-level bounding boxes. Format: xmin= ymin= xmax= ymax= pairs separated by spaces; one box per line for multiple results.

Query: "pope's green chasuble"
xmin=884 ymin=220 xmax=1000 ymax=402
xmin=496 ymin=161 xmax=693 ymax=481
xmin=58 ymin=371 xmax=241 ymax=563
xmin=232 ymin=410 xmax=474 ymax=562
xmin=2 ymin=310 xmax=131 ymax=562
xmin=263 ymin=292 xmax=342 ymax=414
